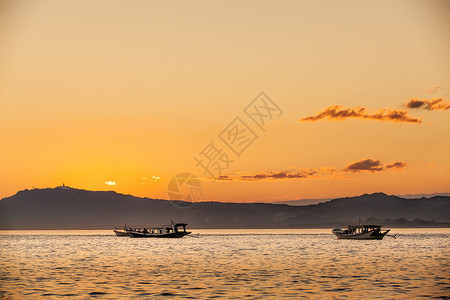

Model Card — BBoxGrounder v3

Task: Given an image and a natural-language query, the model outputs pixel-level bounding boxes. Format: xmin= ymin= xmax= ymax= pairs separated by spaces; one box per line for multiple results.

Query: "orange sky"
xmin=0 ymin=0 xmax=449 ymax=202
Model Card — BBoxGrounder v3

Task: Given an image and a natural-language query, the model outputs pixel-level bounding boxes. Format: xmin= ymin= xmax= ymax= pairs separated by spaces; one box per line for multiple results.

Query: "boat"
xmin=332 ymin=224 xmax=390 ymax=240
xmin=126 ymin=222 xmax=191 ymax=238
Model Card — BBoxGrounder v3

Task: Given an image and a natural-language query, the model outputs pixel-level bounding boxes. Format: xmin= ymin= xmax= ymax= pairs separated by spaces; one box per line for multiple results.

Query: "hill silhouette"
xmin=0 ymin=188 xmax=449 ymax=229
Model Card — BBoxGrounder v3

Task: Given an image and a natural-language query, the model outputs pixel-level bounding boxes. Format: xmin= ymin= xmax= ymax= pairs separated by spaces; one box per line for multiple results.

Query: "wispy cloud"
xmin=105 ymin=181 xmax=116 ymax=186
xmin=213 ymin=159 xmax=407 ymax=181
xmin=427 ymin=85 xmax=440 ymax=93
xmin=343 ymin=159 xmax=407 ymax=173
xmin=403 ymin=98 xmax=450 ymax=111
xmin=300 ymin=105 xmax=421 ymax=123
xmin=217 ymin=169 xmax=320 ymax=182
xmin=384 ymin=161 xmax=408 ymax=170
xmin=141 ymin=176 xmax=160 ymax=183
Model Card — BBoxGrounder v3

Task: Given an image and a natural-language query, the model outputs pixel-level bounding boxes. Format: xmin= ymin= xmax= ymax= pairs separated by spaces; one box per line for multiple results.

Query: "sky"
xmin=0 ymin=0 xmax=449 ymax=202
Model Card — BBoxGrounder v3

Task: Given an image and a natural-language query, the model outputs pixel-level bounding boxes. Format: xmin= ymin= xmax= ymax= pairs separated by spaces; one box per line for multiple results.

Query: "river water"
xmin=0 ymin=229 xmax=449 ymax=299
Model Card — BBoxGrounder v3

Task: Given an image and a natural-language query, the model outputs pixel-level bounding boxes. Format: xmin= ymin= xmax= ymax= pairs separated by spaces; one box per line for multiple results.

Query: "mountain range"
xmin=272 ymin=193 xmax=450 ymax=206
xmin=0 ymin=187 xmax=449 ymax=229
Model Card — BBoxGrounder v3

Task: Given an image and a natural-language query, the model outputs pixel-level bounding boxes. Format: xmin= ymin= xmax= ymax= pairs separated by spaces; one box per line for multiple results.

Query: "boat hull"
xmin=127 ymin=231 xmax=191 ymax=238
xmin=333 ymin=229 xmax=389 ymax=240
xmin=113 ymin=229 xmax=129 ymax=237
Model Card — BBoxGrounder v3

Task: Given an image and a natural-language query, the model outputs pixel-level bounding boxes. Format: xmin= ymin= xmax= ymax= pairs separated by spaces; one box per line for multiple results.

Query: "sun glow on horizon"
xmin=0 ymin=0 xmax=449 ymax=201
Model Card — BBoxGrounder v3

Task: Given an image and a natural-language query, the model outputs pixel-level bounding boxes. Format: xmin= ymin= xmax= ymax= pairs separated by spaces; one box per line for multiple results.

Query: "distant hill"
xmin=272 ymin=193 xmax=450 ymax=206
xmin=0 ymin=188 xmax=449 ymax=229
xmin=272 ymin=198 xmax=332 ymax=206
xmin=396 ymin=193 xmax=450 ymax=199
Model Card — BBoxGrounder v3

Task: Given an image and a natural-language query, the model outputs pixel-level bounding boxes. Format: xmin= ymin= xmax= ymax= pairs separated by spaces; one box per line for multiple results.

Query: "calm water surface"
xmin=0 ymin=229 xmax=449 ymax=299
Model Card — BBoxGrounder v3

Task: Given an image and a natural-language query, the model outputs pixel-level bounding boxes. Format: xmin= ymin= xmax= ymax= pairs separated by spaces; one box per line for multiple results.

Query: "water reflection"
xmin=0 ymin=229 xmax=448 ymax=299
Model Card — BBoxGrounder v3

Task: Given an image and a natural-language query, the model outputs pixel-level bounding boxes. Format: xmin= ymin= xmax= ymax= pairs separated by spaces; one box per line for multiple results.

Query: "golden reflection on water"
xmin=0 ymin=229 xmax=449 ymax=299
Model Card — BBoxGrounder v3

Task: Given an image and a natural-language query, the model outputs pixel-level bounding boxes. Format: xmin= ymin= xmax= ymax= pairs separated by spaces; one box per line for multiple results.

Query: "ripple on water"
xmin=0 ymin=229 xmax=449 ymax=299
xmin=159 ymin=292 xmax=184 ymax=296
xmin=89 ymin=291 xmax=108 ymax=295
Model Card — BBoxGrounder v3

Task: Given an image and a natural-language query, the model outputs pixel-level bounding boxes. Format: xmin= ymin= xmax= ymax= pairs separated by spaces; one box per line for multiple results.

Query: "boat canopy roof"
xmin=163 ymin=223 xmax=188 ymax=228
xmin=348 ymin=225 xmax=381 ymax=228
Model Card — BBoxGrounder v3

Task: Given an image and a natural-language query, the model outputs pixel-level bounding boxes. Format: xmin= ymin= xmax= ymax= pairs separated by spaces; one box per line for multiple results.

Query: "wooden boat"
xmin=126 ymin=222 xmax=191 ymax=238
xmin=113 ymin=229 xmax=129 ymax=236
xmin=332 ymin=224 xmax=390 ymax=240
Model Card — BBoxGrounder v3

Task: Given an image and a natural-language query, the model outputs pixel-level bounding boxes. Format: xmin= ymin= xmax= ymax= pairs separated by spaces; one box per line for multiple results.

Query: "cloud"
xmin=427 ymin=86 xmax=440 ymax=93
xmin=300 ymin=105 xmax=421 ymax=123
xmin=141 ymin=176 xmax=160 ymax=182
xmin=403 ymin=98 xmax=450 ymax=111
xmin=237 ymin=169 xmax=319 ymax=181
xmin=343 ymin=159 xmax=407 ymax=172
xmin=216 ymin=169 xmax=322 ymax=181
xmin=384 ymin=161 xmax=407 ymax=170
xmin=343 ymin=159 xmax=383 ymax=172
xmin=213 ymin=159 xmax=407 ymax=181
xmin=105 ymin=181 xmax=116 ymax=186
xmin=343 ymin=159 xmax=407 ymax=173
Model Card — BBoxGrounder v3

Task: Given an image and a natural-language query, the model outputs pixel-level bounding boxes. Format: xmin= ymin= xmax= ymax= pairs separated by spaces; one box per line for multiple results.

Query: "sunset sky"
xmin=1 ymin=0 xmax=449 ymax=202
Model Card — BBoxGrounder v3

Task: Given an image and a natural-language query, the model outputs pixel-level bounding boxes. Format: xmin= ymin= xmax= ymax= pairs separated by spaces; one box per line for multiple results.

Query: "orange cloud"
xmin=217 ymin=169 xmax=320 ymax=181
xmin=427 ymin=85 xmax=440 ymax=93
xmin=343 ymin=159 xmax=383 ymax=172
xmin=385 ymin=161 xmax=408 ymax=170
xmin=403 ymin=98 xmax=450 ymax=111
xmin=343 ymin=159 xmax=407 ymax=173
xmin=300 ymin=105 xmax=421 ymax=123
xmin=214 ymin=159 xmax=407 ymax=181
